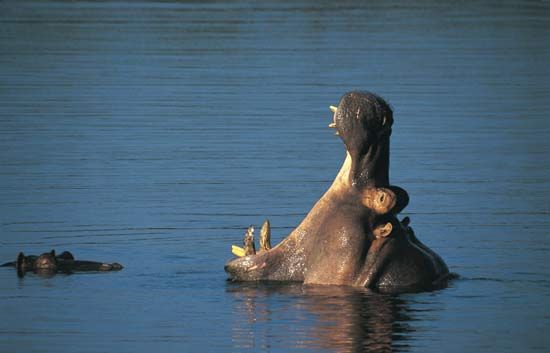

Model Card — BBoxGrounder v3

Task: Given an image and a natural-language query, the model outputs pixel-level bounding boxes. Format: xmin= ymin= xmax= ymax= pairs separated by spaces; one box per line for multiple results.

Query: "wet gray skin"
xmin=1 ymin=250 xmax=123 ymax=277
xmin=225 ymin=91 xmax=451 ymax=293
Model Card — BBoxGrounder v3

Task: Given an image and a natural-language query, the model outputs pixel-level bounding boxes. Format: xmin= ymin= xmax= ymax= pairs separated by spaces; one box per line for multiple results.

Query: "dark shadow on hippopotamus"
xmin=225 ymin=91 xmax=453 ymax=293
xmin=1 ymin=250 xmax=123 ymax=277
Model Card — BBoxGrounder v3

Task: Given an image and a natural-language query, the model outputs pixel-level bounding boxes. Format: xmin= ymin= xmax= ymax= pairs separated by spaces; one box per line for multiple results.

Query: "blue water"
xmin=1 ymin=1 xmax=549 ymax=352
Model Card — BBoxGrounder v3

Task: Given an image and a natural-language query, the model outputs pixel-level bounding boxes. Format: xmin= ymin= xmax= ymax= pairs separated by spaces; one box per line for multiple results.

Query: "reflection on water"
xmin=0 ymin=0 xmax=549 ymax=352
xmin=228 ymin=283 xmax=415 ymax=353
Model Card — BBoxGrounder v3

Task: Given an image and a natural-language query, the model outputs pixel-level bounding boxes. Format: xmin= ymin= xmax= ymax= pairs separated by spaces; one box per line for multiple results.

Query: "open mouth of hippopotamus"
xmin=224 ymin=92 xmax=451 ymax=293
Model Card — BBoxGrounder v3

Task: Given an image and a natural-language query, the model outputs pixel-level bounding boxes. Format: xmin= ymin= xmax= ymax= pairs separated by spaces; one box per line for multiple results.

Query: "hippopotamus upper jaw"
xmin=332 ymin=91 xmax=393 ymax=188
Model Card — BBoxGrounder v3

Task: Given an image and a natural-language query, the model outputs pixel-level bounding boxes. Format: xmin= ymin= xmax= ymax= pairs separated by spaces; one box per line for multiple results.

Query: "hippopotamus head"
xmin=34 ymin=251 xmax=57 ymax=270
xmin=331 ymin=91 xmax=393 ymax=187
xmin=14 ymin=250 xmax=58 ymax=277
xmin=225 ymin=91 xmax=451 ymax=292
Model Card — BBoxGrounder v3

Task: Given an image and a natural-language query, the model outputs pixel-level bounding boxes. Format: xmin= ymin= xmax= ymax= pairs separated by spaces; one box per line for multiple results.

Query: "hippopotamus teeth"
xmin=260 ymin=219 xmax=272 ymax=251
xmin=329 ymin=105 xmax=338 ymax=130
xmin=243 ymin=225 xmax=256 ymax=256
xmin=231 ymin=245 xmax=246 ymax=257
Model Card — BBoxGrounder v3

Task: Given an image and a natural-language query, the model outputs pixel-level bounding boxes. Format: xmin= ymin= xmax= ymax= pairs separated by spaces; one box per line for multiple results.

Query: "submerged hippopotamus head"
xmin=15 ymin=250 xmax=58 ymax=273
xmin=34 ymin=251 xmax=57 ymax=270
xmin=225 ymin=91 xmax=451 ymax=293
xmin=6 ymin=249 xmax=123 ymax=277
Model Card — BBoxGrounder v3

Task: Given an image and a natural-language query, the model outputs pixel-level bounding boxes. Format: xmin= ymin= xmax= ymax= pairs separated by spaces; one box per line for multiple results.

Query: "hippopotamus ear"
xmin=373 ymin=222 xmax=393 ymax=239
xmin=50 ymin=250 xmax=59 ymax=264
xmin=58 ymin=251 xmax=75 ymax=260
xmin=372 ymin=215 xmax=401 ymax=239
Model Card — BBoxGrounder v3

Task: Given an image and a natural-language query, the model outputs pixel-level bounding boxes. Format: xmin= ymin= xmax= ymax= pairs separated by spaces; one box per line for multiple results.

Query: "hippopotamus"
xmin=1 ymin=250 xmax=123 ymax=277
xmin=225 ymin=91 xmax=452 ymax=293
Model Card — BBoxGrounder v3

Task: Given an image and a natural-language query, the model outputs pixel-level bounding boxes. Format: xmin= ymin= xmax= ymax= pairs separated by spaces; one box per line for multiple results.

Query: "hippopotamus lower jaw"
xmin=225 ymin=233 xmax=307 ymax=283
xmin=224 ymin=253 xmax=269 ymax=282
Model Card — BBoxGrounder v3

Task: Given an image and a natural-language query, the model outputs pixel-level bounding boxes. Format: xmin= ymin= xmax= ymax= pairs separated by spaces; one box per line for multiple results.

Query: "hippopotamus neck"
xmin=284 ymin=152 xmax=365 ymax=244
xmin=248 ymin=151 xmax=378 ymax=281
